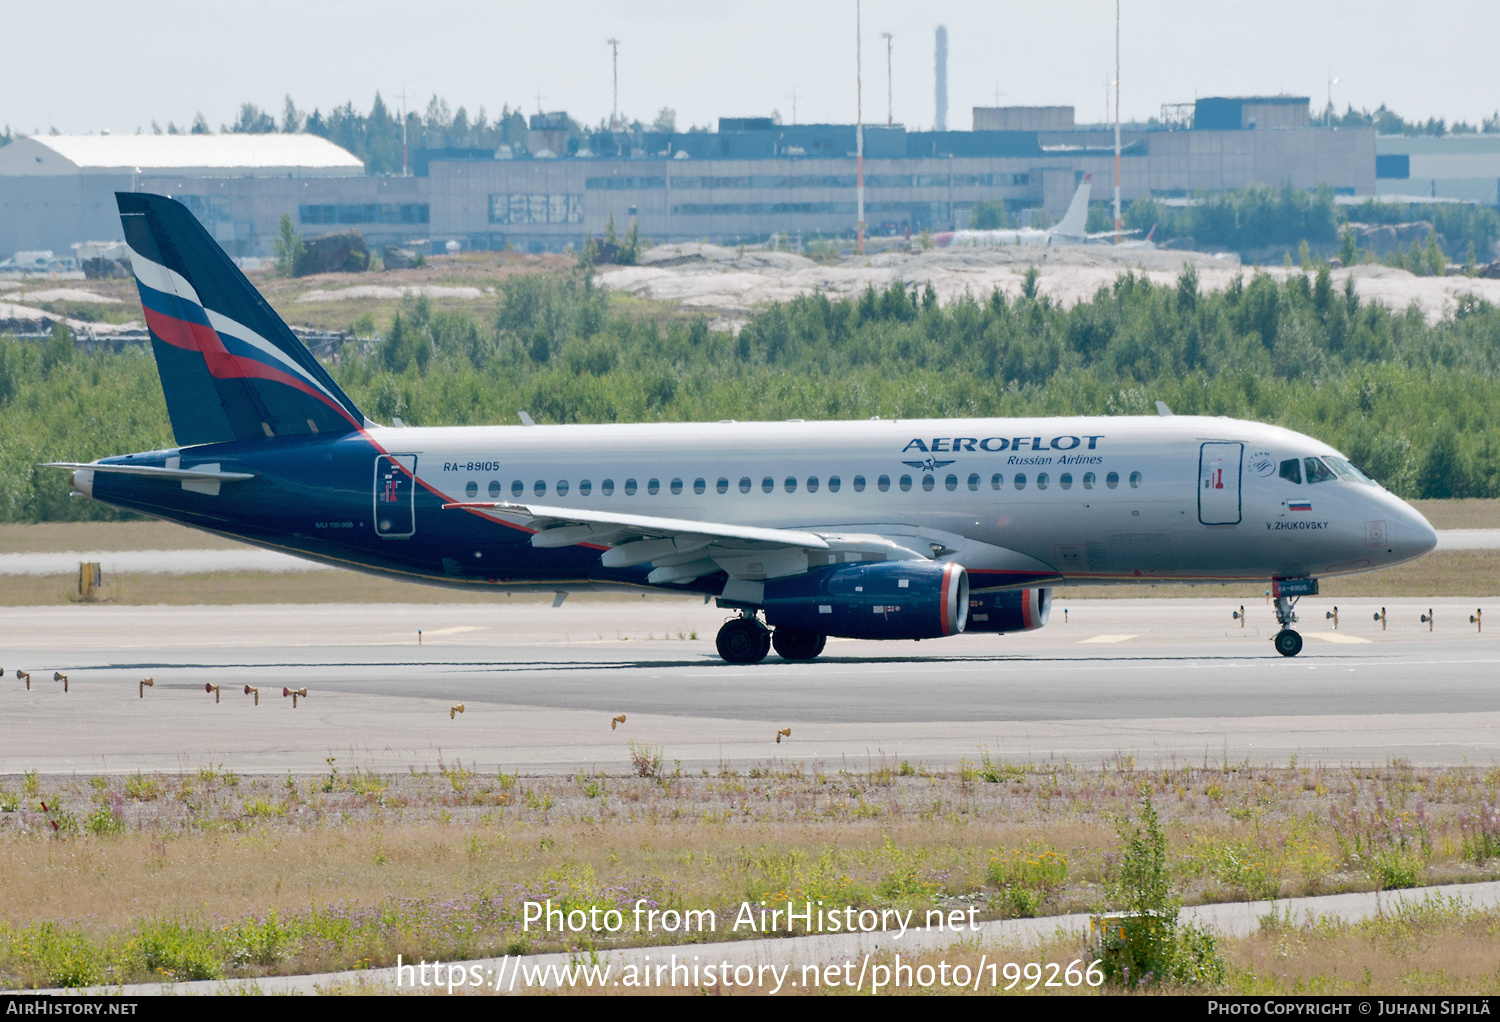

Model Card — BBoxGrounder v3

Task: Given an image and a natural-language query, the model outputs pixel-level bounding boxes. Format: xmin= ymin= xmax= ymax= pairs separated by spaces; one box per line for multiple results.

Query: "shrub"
xmin=1096 ymin=789 xmax=1225 ymax=988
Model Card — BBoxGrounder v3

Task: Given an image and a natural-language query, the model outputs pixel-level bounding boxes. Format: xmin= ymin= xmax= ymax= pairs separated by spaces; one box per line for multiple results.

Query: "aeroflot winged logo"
xmin=903 ymin=458 xmax=956 ymax=472
xmin=902 ymin=435 xmax=1105 ymax=454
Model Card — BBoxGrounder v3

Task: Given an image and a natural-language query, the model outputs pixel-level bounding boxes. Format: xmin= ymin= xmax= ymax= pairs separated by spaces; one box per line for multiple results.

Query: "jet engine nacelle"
xmin=763 ymin=561 xmax=968 ymax=640
xmin=964 ymin=588 xmax=1051 ymax=633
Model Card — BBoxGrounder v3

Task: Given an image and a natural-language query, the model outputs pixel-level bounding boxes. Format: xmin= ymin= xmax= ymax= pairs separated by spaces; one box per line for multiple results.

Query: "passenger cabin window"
xmin=739 ymin=477 xmax=752 ymax=493
xmin=784 ymin=476 xmax=797 ymax=493
xmin=488 ymin=480 xmax=502 ymax=498
xmin=1304 ymin=458 xmax=1337 ymax=484
xmin=1060 ymin=473 xmax=1073 ymax=490
xmin=624 ymin=478 xmax=637 ymax=495
xmin=534 ymin=480 xmax=547 ymax=497
xmin=968 ymin=473 xmax=980 ymax=491
xmin=556 ymin=480 xmax=569 ymax=497
xmin=807 ymin=477 xmax=820 ymax=493
xmin=991 ymin=473 xmax=1003 ymax=490
xmin=669 ymin=478 xmax=683 ymax=495
xmin=945 ymin=474 xmax=958 ymax=491
xmin=1280 ymin=459 xmax=1302 ymax=484
xmin=1083 ymin=472 xmax=1095 ymax=489
xmin=602 ymin=479 xmax=615 ymax=496
xmin=579 ymin=480 xmax=592 ymax=496
xmin=761 ymin=476 xmax=774 ymax=493
xmin=828 ymin=476 xmax=841 ymax=493
xmin=1106 ymin=471 xmax=1119 ymax=489
xmin=717 ymin=478 xmax=729 ymax=494
xmin=693 ymin=478 xmax=706 ymax=495
xmin=853 ymin=475 xmax=866 ymax=492
xmin=1129 ymin=471 xmax=1142 ymax=488
xmin=899 ymin=475 xmax=913 ymax=492
xmin=647 ymin=478 xmax=660 ymax=495
xmin=1036 ymin=473 xmax=1049 ymax=490
xmin=512 ymin=480 xmax=524 ymax=498
xmin=1014 ymin=473 xmax=1028 ymax=490
xmin=877 ymin=475 xmax=890 ymax=492
xmin=465 ymin=481 xmax=478 ymax=498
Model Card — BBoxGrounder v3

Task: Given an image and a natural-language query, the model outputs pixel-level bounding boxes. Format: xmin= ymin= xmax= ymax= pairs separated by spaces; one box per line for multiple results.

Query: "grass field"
xmin=2 ymin=757 xmax=1498 ymax=991
xmin=1 ymin=501 xmax=1495 ymax=606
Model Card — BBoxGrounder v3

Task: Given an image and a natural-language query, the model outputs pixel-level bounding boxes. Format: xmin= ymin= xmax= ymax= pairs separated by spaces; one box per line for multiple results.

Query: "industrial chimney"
xmin=934 ymin=25 xmax=948 ymax=131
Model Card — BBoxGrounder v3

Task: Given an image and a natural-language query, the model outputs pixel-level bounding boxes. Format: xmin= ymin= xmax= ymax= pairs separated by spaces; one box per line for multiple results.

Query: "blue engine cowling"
xmin=762 ymin=561 xmax=969 ymax=640
xmin=964 ymin=588 xmax=1051 ymax=632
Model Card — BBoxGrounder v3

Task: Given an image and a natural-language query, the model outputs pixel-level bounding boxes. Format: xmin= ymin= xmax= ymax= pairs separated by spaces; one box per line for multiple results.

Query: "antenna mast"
xmin=881 ymin=32 xmax=893 ymax=125
xmin=607 ymin=38 xmax=620 ymax=130
xmin=1113 ymin=0 xmax=1122 ymax=238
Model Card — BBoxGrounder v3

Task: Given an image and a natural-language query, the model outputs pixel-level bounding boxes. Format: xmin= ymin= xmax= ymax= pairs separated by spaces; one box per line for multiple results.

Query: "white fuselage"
xmin=374 ymin=413 xmax=1436 ymax=588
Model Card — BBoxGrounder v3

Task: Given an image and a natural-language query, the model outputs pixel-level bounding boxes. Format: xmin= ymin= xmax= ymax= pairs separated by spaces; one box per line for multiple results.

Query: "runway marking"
xmin=421 ymin=626 xmax=486 ymax=636
xmin=1302 ymin=633 xmax=1373 ymax=644
xmin=1080 ymin=634 xmax=1140 ymax=644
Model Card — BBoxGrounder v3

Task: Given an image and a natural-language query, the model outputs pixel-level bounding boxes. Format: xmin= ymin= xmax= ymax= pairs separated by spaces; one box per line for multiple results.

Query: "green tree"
xmin=273 ymin=214 xmax=305 ymax=278
xmin=970 ymin=200 xmax=1008 ymax=230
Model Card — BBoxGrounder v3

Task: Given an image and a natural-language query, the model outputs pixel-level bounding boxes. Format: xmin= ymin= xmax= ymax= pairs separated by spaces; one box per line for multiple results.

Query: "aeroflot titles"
xmin=901 ymin=435 xmax=1105 ymax=453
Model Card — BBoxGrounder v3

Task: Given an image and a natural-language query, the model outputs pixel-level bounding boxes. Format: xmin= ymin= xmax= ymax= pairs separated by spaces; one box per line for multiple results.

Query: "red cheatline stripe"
xmin=941 ymin=564 xmax=956 ymax=636
xmin=144 ymin=306 xmax=359 ymax=429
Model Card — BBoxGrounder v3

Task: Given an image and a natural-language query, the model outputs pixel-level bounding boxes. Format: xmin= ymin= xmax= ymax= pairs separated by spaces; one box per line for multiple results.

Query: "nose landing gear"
xmin=1272 ymin=592 xmax=1303 ymax=657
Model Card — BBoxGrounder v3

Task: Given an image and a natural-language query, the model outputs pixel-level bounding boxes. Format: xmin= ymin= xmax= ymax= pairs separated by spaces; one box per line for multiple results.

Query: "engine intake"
xmin=763 ymin=561 xmax=968 ymax=640
xmin=965 ymin=588 xmax=1051 ymax=633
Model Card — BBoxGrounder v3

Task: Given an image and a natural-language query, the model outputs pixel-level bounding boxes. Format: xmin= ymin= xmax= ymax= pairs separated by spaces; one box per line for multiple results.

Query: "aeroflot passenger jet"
xmin=48 ymin=194 xmax=1438 ymax=664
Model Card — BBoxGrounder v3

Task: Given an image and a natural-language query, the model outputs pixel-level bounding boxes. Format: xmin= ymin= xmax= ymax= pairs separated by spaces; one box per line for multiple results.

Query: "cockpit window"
xmin=1304 ymin=457 xmax=1337 ymax=484
xmin=1323 ymin=456 xmax=1376 ymax=485
xmin=1279 ymin=459 xmax=1302 ymax=485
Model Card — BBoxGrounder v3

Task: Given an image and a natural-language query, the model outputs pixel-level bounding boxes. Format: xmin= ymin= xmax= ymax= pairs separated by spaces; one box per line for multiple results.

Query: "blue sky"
xmin=8 ymin=1 xmax=1498 ymax=135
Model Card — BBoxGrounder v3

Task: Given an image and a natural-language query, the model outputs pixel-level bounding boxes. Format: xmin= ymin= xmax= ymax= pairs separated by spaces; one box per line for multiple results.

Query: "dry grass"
xmin=0 ymin=521 xmax=249 ymax=554
xmin=2 ymin=756 xmax=1500 ymax=989
xmin=1409 ymin=498 xmax=1500 ymax=530
xmin=1062 ymin=550 xmax=1500 ymax=600
xmin=0 ymin=571 xmax=698 ymax=606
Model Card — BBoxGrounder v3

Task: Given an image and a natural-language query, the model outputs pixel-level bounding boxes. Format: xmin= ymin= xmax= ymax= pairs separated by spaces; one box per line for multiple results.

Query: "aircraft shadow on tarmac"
xmin=86 ymin=651 xmax=1322 ymax=675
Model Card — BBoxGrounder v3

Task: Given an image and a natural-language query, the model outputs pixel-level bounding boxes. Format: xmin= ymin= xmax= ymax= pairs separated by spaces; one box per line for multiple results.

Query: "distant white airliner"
xmin=50 ymin=193 xmax=1437 ymax=666
xmin=935 ymin=174 xmax=1147 ymax=249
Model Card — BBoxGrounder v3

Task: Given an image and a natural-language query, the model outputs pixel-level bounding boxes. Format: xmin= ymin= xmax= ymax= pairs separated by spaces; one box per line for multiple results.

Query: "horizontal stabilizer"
xmin=42 ymin=462 xmax=255 ymax=482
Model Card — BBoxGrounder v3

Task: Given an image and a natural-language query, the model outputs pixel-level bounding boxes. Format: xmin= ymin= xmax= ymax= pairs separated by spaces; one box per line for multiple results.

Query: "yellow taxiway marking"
xmin=1080 ymin=634 xmax=1140 ymax=644
xmin=421 ymin=626 xmax=486 ymax=636
xmin=1302 ymin=632 xmax=1373 ymax=644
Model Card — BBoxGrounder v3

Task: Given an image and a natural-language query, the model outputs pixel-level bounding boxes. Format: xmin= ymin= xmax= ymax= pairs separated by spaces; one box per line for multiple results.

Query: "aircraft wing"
xmin=443 ymin=501 xmax=931 ymax=584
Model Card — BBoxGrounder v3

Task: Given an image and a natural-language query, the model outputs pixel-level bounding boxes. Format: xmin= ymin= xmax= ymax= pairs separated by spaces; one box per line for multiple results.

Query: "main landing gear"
xmin=1272 ymin=593 xmax=1304 ymax=658
xmin=714 ymin=613 xmax=826 ymax=664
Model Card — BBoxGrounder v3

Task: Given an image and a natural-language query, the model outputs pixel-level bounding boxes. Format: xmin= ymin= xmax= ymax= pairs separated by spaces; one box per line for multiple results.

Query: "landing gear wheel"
xmin=717 ymin=618 xmax=771 ymax=664
xmin=1273 ymin=629 xmax=1303 ymax=658
xmin=772 ymin=629 xmax=826 ymax=661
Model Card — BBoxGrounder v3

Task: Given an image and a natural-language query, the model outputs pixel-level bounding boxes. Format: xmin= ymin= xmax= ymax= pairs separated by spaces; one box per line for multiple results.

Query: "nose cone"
xmin=1391 ymin=502 xmax=1439 ymax=563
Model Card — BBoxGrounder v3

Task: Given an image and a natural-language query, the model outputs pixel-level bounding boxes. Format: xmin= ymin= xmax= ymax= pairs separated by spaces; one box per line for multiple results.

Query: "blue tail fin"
xmin=117 ymin=192 xmax=368 ymax=446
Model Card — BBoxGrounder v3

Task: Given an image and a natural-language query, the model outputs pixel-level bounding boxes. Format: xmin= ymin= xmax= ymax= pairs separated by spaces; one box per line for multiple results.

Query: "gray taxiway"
xmin=1 ymin=596 xmax=1494 ymax=774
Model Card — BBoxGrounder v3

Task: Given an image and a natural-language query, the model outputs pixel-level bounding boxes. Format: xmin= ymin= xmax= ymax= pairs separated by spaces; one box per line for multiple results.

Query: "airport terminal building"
xmin=0 ymin=96 xmax=1413 ymax=260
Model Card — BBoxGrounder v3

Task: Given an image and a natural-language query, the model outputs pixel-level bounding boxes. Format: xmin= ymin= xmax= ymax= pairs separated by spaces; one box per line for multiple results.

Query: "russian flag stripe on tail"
xmin=117 ymin=192 xmax=368 ymax=447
